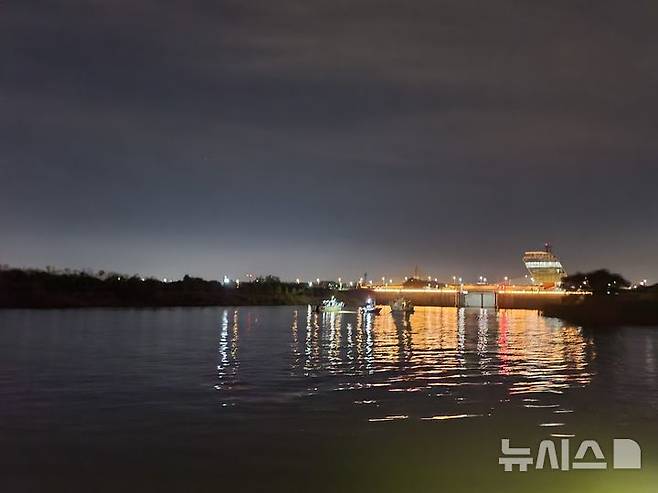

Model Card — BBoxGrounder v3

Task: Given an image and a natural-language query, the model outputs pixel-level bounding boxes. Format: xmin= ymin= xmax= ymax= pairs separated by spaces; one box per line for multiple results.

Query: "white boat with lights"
xmin=317 ymin=296 xmax=344 ymax=313
xmin=389 ymin=297 xmax=414 ymax=314
xmin=362 ymin=298 xmax=382 ymax=315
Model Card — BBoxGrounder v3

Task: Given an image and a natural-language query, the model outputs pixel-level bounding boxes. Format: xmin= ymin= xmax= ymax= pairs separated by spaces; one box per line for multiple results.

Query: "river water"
xmin=1 ymin=307 xmax=657 ymax=492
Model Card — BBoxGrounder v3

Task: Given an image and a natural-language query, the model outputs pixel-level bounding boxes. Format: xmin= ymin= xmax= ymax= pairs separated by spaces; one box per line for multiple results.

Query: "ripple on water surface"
xmin=216 ymin=306 xmax=597 ymax=429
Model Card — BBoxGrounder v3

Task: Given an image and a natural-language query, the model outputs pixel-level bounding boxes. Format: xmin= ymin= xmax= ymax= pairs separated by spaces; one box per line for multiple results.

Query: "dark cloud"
xmin=1 ymin=1 xmax=657 ymax=281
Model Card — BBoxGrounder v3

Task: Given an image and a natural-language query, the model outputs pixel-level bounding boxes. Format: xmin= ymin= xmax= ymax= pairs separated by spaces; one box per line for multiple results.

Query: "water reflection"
xmin=216 ymin=309 xmax=239 ymax=397
xmin=216 ymin=306 xmax=594 ymax=424
xmin=304 ymin=306 xmax=320 ymax=374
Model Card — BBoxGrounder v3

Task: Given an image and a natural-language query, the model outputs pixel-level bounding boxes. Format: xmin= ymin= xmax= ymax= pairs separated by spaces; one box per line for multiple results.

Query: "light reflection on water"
xmin=216 ymin=306 xmax=594 ymax=427
xmin=3 ymin=307 xmax=658 ymax=492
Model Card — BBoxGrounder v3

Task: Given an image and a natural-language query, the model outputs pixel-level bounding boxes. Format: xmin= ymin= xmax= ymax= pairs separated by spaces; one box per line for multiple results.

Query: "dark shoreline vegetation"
xmin=544 ymin=270 xmax=658 ymax=326
xmin=1 ymin=267 xmax=657 ymax=326
xmin=0 ymin=268 xmax=368 ymax=308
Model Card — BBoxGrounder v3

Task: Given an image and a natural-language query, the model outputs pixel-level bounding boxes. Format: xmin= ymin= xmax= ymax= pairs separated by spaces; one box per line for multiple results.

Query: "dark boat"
xmin=390 ymin=297 xmax=414 ymax=314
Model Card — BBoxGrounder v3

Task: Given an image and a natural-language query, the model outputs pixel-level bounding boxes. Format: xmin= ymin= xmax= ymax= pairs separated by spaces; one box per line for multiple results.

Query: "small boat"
xmin=317 ymin=296 xmax=344 ymax=313
xmin=390 ymin=297 xmax=414 ymax=314
xmin=362 ymin=298 xmax=382 ymax=315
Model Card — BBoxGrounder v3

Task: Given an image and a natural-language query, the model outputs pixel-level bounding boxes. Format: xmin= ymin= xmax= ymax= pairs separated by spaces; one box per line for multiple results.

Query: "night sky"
xmin=2 ymin=1 xmax=657 ymax=283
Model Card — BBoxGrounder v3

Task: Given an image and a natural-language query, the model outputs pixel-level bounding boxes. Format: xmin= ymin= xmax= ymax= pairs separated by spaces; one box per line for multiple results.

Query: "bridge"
xmin=370 ymin=284 xmax=589 ymax=309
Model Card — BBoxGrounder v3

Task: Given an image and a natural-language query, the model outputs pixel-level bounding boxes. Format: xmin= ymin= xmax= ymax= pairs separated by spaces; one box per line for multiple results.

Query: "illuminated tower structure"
xmin=522 ymin=243 xmax=566 ymax=287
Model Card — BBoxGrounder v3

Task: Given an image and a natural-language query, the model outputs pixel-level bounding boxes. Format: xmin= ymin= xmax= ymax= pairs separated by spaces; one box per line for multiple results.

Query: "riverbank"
xmin=5 ymin=268 xmax=656 ymax=320
xmin=543 ymin=292 xmax=658 ymax=326
xmin=0 ymin=269 xmax=372 ymax=308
